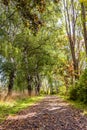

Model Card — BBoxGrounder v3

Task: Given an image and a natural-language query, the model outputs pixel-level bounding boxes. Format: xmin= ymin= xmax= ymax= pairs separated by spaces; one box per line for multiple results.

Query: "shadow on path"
xmin=0 ymin=96 xmax=87 ymax=130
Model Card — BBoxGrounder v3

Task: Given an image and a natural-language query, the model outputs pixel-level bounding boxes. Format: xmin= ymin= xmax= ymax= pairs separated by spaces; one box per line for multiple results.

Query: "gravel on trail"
xmin=0 ymin=96 xmax=87 ymax=130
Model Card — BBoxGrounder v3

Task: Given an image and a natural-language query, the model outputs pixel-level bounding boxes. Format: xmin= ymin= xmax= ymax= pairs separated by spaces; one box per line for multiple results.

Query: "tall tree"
xmin=81 ymin=2 xmax=87 ymax=55
xmin=63 ymin=0 xmax=80 ymax=80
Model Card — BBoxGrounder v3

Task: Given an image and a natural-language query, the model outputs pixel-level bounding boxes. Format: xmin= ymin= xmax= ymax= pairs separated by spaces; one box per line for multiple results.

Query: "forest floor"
xmin=0 ymin=96 xmax=87 ymax=130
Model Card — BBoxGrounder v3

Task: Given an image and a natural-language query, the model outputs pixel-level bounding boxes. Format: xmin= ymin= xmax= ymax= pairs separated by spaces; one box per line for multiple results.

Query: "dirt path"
xmin=0 ymin=96 xmax=87 ymax=130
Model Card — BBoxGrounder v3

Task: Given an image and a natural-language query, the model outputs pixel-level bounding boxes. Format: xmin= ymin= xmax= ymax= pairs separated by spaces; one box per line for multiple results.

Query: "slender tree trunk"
xmin=37 ymin=82 xmax=41 ymax=95
xmin=23 ymin=46 xmax=32 ymax=96
xmin=64 ymin=76 xmax=69 ymax=95
xmin=37 ymin=75 xmax=41 ymax=95
xmin=69 ymin=38 xmax=79 ymax=79
xmin=34 ymin=77 xmax=37 ymax=95
xmin=63 ymin=0 xmax=79 ymax=80
xmin=27 ymin=75 xmax=32 ymax=96
xmin=35 ymin=83 xmax=40 ymax=95
xmin=4 ymin=70 xmax=15 ymax=100
xmin=35 ymin=74 xmax=41 ymax=95
xmin=81 ymin=3 xmax=87 ymax=55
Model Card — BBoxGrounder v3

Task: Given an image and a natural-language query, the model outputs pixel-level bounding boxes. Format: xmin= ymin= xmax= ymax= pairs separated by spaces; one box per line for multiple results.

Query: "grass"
xmin=67 ymin=99 xmax=87 ymax=115
xmin=58 ymin=86 xmax=87 ymax=115
xmin=0 ymin=96 xmax=44 ymax=123
xmin=58 ymin=94 xmax=87 ymax=116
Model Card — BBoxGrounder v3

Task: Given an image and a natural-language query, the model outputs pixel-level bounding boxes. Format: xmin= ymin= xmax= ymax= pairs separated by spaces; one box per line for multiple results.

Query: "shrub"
xmin=69 ymin=86 xmax=78 ymax=100
xmin=69 ymin=68 xmax=87 ymax=103
xmin=77 ymin=68 xmax=87 ymax=103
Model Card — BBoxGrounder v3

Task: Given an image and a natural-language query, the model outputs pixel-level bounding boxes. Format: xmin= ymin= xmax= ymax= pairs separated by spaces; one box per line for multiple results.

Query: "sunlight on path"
xmin=0 ymin=96 xmax=87 ymax=130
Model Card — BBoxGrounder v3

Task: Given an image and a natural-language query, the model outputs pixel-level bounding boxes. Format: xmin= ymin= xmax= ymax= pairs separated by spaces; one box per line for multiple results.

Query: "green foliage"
xmin=0 ymin=0 xmax=87 ymax=102
xmin=58 ymin=86 xmax=66 ymax=95
xmin=1 ymin=0 xmax=59 ymax=33
xmin=69 ymin=68 xmax=87 ymax=103
xmin=59 ymin=94 xmax=87 ymax=116
xmin=77 ymin=69 xmax=87 ymax=103
xmin=69 ymin=86 xmax=78 ymax=100
xmin=80 ymin=0 xmax=87 ymax=5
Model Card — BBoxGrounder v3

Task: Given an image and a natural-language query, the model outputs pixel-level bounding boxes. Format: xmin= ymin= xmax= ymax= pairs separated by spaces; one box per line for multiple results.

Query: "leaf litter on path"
xmin=0 ymin=96 xmax=87 ymax=130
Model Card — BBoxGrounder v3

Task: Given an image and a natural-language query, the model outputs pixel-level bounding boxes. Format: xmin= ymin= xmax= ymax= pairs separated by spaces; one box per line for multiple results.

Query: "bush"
xmin=59 ymin=86 xmax=66 ymax=95
xmin=69 ymin=86 xmax=78 ymax=100
xmin=69 ymin=68 xmax=87 ymax=103
xmin=77 ymin=68 xmax=87 ymax=103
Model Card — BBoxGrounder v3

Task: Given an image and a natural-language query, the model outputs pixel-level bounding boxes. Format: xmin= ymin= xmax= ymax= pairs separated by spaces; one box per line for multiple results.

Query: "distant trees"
xmin=0 ymin=0 xmax=53 ymax=96
xmin=0 ymin=26 xmax=56 ymax=96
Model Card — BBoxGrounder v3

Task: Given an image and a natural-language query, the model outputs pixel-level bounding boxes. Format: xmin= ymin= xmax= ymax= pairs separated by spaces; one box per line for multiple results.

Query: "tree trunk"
xmin=37 ymin=75 xmax=41 ymax=95
xmin=63 ymin=0 xmax=79 ymax=80
xmin=23 ymin=47 xmax=32 ymax=96
xmin=69 ymin=38 xmax=79 ymax=80
xmin=37 ymin=82 xmax=40 ymax=95
xmin=35 ymin=74 xmax=41 ymax=95
xmin=81 ymin=3 xmax=87 ymax=55
xmin=27 ymin=75 xmax=32 ymax=96
xmin=4 ymin=70 xmax=15 ymax=100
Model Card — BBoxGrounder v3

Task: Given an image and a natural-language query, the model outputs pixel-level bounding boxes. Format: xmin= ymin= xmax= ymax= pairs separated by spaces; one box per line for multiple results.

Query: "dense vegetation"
xmin=0 ymin=0 xmax=87 ymax=106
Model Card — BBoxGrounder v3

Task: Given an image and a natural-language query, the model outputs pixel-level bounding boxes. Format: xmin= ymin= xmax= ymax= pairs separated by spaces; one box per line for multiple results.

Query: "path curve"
xmin=0 ymin=96 xmax=87 ymax=130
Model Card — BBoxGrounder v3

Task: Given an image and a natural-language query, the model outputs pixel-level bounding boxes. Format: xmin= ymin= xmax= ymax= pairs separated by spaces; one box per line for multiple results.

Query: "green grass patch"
xmin=0 ymin=96 xmax=44 ymax=123
xmin=58 ymin=94 xmax=87 ymax=116
xmin=67 ymin=99 xmax=87 ymax=115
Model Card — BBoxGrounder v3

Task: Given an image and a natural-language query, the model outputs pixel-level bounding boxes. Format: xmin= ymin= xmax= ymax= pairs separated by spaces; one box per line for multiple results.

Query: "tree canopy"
xmin=0 ymin=0 xmax=87 ymax=103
